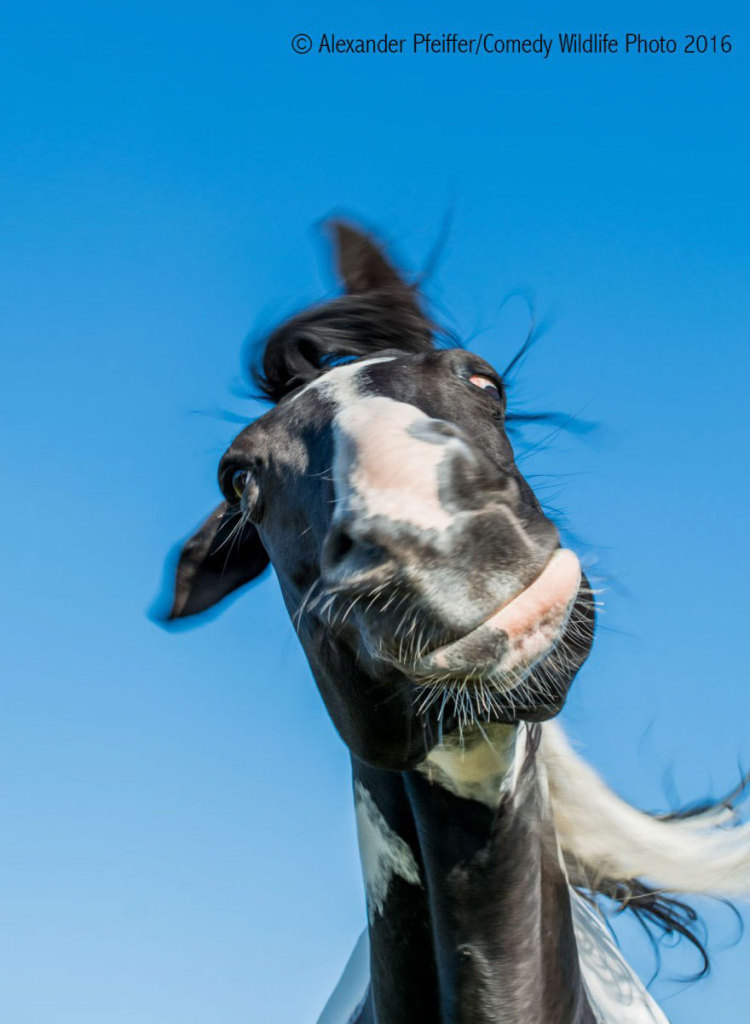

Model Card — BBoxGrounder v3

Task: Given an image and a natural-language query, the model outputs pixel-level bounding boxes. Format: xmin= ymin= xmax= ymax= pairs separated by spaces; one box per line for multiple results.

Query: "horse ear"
xmin=328 ymin=220 xmax=414 ymax=296
xmin=161 ymin=502 xmax=270 ymax=621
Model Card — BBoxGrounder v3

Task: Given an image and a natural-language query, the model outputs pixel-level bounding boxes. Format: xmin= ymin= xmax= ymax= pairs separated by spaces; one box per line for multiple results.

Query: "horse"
xmin=160 ymin=222 xmax=750 ymax=1023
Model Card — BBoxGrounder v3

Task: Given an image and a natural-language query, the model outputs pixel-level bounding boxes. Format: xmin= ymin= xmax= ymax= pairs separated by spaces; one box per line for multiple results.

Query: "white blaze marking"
xmin=284 ymin=355 xmax=397 ymax=405
xmin=272 ymin=357 xmax=397 ymax=507
xmin=354 ymin=782 xmax=421 ymax=923
xmin=334 ymin=396 xmax=462 ymax=532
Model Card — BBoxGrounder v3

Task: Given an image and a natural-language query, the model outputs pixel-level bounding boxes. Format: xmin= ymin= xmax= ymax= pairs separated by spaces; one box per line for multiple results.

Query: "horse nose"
xmin=320 ymin=517 xmax=387 ymax=583
xmin=325 ymin=398 xmax=539 ymax=585
xmin=321 ymin=417 xmax=467 ymax=585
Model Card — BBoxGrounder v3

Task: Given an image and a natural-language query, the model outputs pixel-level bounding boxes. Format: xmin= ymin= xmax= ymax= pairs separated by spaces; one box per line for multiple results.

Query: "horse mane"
xmin=250 ymin=291 xmax=448 ymax=403
xmin=541 ymin=721 xmax=750 ymax=977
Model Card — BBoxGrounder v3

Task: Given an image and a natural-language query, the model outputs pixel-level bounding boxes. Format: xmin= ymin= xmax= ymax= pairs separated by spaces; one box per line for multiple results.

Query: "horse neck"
xmin=351 ymin=724 xmax=595 ymax=1024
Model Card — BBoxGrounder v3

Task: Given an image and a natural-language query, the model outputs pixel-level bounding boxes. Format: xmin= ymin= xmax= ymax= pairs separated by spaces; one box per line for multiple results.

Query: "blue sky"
xmin=2 ymin=0 xmax=749 ymax=1021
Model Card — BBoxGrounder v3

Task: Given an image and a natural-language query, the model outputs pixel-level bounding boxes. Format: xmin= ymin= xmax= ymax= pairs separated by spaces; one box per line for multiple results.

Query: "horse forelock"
xmin=249 ymin=291 xmax=447 ymax=403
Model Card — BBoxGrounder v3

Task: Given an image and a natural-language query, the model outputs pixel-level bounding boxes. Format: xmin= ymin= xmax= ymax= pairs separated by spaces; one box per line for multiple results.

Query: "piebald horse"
xmin=162 ymin=224 xmax=750 ymax=1023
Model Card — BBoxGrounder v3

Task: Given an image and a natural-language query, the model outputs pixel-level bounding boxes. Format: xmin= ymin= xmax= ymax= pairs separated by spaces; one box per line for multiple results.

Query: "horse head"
xmin=163 ymin=223 xmax=595 ymax=771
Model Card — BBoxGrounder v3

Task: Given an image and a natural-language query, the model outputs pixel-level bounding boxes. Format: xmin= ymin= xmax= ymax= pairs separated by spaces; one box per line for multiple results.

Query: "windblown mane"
xmin=251 ymin=291 xmax=445 ymax=403
xmin=541 ymin=722 xmax=750 ymax=977
xmin=250 ymin=219 xmax=457 ymax=402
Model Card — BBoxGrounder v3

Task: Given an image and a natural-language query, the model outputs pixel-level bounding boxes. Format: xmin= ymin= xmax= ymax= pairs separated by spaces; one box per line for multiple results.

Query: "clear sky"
xmin=2 ymin=0 xmax=749 ymax=1021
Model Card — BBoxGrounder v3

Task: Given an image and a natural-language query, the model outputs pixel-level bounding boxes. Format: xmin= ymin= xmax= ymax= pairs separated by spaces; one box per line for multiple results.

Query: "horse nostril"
xmin=323 ymin=524 xmax=355 ymax=567
xmin=321 ymin=522 xmax=387 ymax=582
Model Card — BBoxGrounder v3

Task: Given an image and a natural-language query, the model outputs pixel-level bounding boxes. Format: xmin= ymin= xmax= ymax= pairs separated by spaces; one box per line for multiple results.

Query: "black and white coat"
xmin=321 ymin=721 xmax=705 ymax=1024
xmin=162 ymin=222 xmax=750 ymax=1024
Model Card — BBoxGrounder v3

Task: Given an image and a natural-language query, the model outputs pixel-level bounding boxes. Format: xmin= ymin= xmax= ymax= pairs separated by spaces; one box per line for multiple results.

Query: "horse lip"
xmin=411 ymin=548 xmax=582 ymax=676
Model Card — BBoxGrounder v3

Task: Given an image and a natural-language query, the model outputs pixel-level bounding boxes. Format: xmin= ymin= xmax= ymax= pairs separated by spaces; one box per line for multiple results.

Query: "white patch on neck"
xmin=354 ymin=782 xmax=421 ymax=923
xmin=327 ymin=739 xmax=674 ymax=1024
xmin=570 ymin=888 xmax=670 ymax=1024
xmin=419 ymin=723 xmax=523 ymax=807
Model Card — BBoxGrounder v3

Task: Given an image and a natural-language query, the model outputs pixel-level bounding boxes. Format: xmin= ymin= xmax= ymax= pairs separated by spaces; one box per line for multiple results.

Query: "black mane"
xmin=250 ymin=290 xmax=445 ymax=403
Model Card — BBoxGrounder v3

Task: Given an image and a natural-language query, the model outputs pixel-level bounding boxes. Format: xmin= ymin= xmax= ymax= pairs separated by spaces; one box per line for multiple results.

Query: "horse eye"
xmin=469 ymin=374 xmax=502 ymax=400
xmin=232 ymin=469 xmax=251 ymax=500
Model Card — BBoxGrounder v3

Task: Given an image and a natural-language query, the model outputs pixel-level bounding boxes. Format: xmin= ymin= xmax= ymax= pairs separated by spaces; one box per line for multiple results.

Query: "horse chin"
xmin=407 ymin=638 xmax=581 ymax=733
xmin=370 ymin=549 xmax=594 ymax=731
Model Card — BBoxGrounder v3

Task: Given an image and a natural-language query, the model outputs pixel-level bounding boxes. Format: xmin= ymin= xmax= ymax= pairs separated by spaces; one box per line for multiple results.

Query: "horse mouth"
xmin=410 ymin=548 xmax=582 ymax=688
